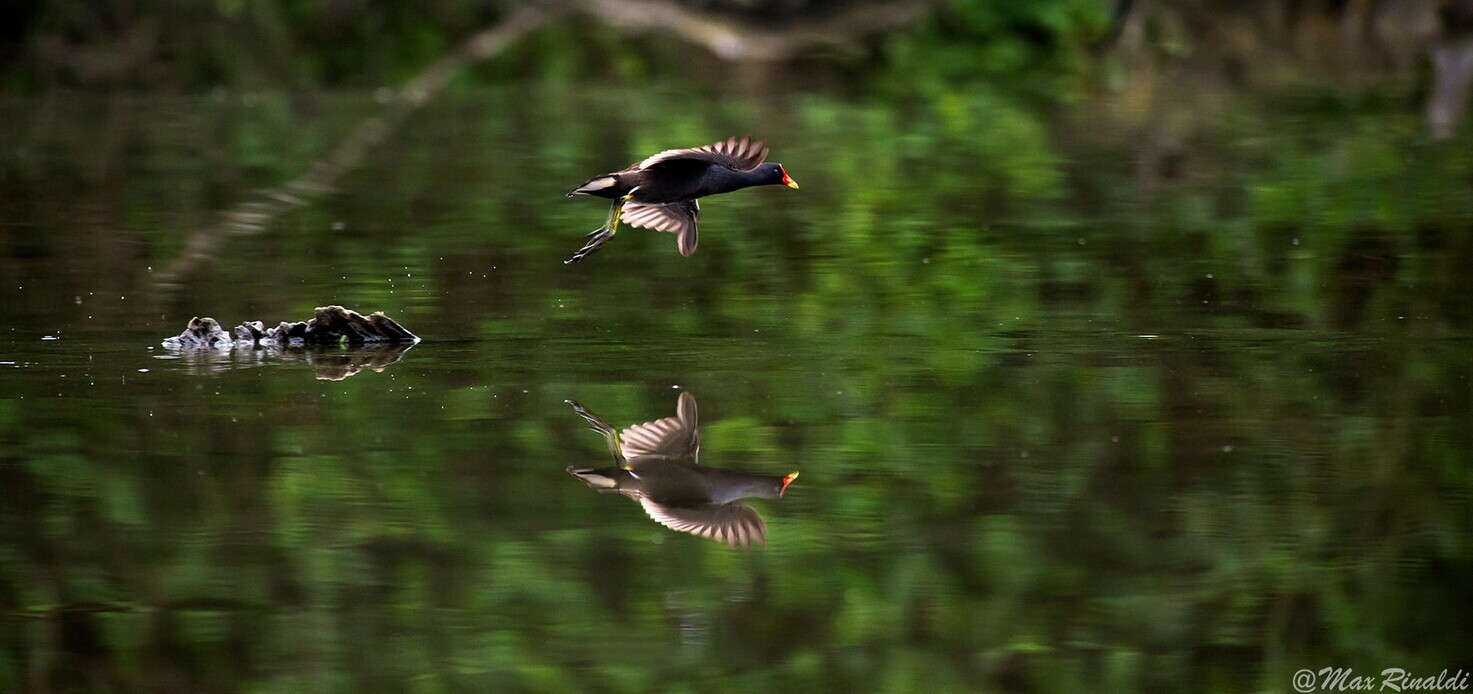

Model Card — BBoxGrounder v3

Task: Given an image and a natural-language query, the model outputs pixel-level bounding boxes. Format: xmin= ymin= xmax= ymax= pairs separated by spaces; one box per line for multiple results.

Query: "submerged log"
xmin=162 ymin=305 xmax=418 ymax=348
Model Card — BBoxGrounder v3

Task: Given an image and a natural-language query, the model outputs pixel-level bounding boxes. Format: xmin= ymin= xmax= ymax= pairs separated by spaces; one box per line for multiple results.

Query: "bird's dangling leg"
xmin=564 ymin=194 xmax=634 ymax=265
xmin=565 ymin=399 xmax=628 ymax=467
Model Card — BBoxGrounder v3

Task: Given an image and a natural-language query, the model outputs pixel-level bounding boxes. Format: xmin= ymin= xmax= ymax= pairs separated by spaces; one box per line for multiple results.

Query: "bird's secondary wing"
xmin=621 ymin=201 xmax=700 ymax=257
xmin=639 ymin=498 xmax=768 ymax=549
xmin=621 ymin=391 xmax=701 ymax=459
xmin=638 ymin=136 xmax=769 ymax=173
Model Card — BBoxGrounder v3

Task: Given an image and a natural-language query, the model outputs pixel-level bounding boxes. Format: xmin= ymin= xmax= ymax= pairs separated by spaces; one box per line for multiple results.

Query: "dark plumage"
xmin=564 ymin=136 xmax=799 ymax=263
xmin=565 ymin=392 xmax=799 ymax=549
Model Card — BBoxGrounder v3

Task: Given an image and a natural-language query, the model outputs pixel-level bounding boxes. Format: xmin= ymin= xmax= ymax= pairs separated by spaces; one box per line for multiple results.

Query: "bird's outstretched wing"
xmin=621 ymin=201 xmax=700 ymax=257
xmin=638 ymin=136 xmax=769 ymax=173
xmin=621 ymin=391 xmax=701 ymax=460
xmin=638 ymin=498 xmax=768 ymax=549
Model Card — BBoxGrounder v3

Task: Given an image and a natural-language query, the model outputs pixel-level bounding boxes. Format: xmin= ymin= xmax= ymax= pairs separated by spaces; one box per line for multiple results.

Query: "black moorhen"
xmin=564 ymin=136 xmax=799 ymax=263
xmin=565 ymin=392 xmax=799 ymax=549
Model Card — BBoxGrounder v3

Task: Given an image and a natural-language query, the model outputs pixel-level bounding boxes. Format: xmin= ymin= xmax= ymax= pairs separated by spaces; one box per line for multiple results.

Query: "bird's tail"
xmin=567 ymin=175 xmax=620 ymax=198
xmin=565 ymin=465 xmax=632 ymax=492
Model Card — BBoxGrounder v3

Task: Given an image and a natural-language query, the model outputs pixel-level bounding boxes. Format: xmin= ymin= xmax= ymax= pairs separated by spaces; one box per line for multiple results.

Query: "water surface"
xmin=1 ymin=83 xmax=1470 ymax=692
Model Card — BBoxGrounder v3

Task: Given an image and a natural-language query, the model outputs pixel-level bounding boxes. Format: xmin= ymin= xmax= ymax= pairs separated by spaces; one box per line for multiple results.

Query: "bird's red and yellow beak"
xmin=780 ymin=471 xmax=800 ymax=496
xmin=780 ymin=165 xmax=799 ymax=189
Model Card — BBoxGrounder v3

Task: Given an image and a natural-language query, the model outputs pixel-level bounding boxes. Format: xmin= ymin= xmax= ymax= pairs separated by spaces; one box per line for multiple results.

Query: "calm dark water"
xmin=1 ymin=84 xmax=1471 ymax=692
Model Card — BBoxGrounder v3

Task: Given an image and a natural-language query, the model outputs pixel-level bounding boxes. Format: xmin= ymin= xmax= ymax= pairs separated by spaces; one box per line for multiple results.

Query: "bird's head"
xmin=758 ymin=163 xmax=800 ymax=189
xmin=780 ymin=471 xmax=800 ymax=497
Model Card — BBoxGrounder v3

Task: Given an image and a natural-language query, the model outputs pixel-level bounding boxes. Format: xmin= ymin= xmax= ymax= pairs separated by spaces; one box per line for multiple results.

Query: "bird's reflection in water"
xmin=566 ymin=392 xmax=798 ymax=549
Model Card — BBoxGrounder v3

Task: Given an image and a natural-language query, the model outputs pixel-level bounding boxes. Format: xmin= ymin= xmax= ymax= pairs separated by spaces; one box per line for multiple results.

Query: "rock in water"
xmin=299 ymin=305 xmax=418 ymax=344
xmin=162 ymin=317 xmax=234 ymax=349
xmin=233 ymin=321 xmax=266 ymax=342
xmin=163 ymin=306 xmax=418 ymax=348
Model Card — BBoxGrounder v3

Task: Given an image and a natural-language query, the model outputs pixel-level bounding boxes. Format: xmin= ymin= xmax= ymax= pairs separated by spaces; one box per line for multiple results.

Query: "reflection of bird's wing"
xmin=621 ymin=391 xmax=701 ymax=459
xmin=639 ymin=498 xmax=768 ymax=549
xmin=620 ymin=201 xmax=700 ymax=257
xmin=638 ymin=136 xmax=769 ymax=172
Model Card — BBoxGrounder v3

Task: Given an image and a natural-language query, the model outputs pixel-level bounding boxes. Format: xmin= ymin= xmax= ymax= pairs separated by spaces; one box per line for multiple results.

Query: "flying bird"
xmin=565 ymin=392 xmax=799 ymax=549
xmin=564 ymin=136 xmax=799 ymax=263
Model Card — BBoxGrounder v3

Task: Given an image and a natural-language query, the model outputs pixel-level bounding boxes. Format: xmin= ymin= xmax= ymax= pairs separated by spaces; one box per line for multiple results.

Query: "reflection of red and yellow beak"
xmin=780 ymin=165 xmax=800 ymax=189
xmin=780 ymin=471 xmax=800 ymax=496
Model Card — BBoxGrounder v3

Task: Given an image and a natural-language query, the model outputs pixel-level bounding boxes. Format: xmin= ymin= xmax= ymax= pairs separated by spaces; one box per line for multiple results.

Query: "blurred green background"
xmin=2 ymin=1 xmax=1472 ymax=692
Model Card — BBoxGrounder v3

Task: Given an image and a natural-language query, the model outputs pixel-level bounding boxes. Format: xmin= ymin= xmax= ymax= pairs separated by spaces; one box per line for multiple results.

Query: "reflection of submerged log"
xmin=160 ymin=341 xmax=415 ymax=380
xmin=152 ymin=7 xmax=547 ymax=292
xmin=301 ymin=345 xmax=415 ymax=381
xmin=574 ymin=0 xmax=935 ymax=61
xmin=1374 ymin=0 xmax=1473 ymax=139
xmin=1430 ymin=36 xmax=1473 ymax=139
xmin=1099 ymin=0 xmax=1473 ymax=139
xmin=162 ymin=305 xmax=418 ymax=348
